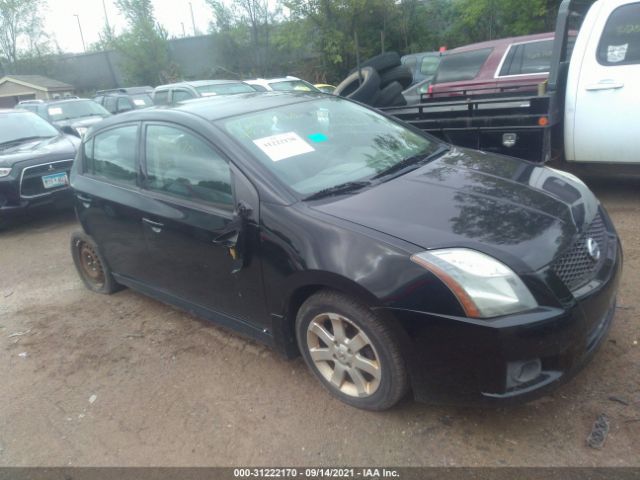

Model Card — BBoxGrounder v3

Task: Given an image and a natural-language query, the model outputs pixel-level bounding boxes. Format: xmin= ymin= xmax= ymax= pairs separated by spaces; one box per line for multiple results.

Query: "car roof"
xmin=36 ymin=98 xmax=94 ymax=105
xmin=97 ymin=86 xmax=153 ymax=95
xmin=155 ymin=79 xmax=246 ymax=90
xmin=450 ymin=32 xmax=554 ymax=54
xmin=174 ymin=91 xmax=322 ymax=121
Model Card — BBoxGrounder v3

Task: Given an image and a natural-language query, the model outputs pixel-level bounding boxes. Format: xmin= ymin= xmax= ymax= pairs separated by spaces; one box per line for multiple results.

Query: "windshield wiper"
xmin=304 ymin=181 xmax=371 ymax=201
xmin=0 ymin=135 xmax=53 ymax=148
xmin=372 ymin=145 xmax=450 ymax=181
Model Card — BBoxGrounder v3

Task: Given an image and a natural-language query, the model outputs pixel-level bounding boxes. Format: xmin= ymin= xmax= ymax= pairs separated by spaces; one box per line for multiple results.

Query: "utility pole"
xmin=73 ymin=14 xmax=86 ymax=52
xmin=189 ymin=2 xmax=197 ymax=36
xmin=102 ymin=0 xmax=110 ymax=31
xmin=181 ymin=22 xmax=186 ymax=37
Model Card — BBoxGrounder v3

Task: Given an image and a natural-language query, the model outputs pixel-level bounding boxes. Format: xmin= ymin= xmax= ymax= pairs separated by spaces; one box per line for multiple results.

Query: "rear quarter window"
xmin=153 ymin=90 xmax=170 ymax=105
xmin=433 ymin=48 xmax=493 ymax=83
xmin=499 ymin=39 xmax=553 ymax=76
xmin=597 ymin=3 xmax=640 ymax=66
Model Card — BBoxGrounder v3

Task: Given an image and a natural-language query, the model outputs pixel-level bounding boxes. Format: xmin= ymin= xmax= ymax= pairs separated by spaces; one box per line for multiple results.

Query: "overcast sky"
xmin=43 ymin=0 xmax=215 ymax=53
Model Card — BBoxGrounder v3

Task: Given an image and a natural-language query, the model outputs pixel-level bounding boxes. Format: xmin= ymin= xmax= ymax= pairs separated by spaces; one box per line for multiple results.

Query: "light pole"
xmin=73 ymin=14 xmax=86 ymax=52
xmin=189 ymin=2 xmax=197 ymax=36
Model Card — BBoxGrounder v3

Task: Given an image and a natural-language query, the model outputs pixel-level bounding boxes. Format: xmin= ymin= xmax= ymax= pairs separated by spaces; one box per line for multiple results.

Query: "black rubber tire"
xmin=390 ymin=93 xmax=407 ymax=107
xmin=70 ymin=230 xmax=122 ymax=294
xmin=296 ymin=290 xmax=409 ymax=411
xmin=374 ymin=81 xmax=404 ymax=108
xmin=334 ymin=67 xmax=381 ymax=104
xmin=349 ymin=52 xmax=401 ymax=74
xmin=380 ymin=65 xmax=413 ymax=89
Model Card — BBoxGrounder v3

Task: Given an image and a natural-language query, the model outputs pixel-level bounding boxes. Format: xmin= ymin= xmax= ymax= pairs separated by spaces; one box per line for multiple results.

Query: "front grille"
xmin=552 ymin=212 xmax=608 ymax=292
xmin=20 ymin=160 xmax=74 ymax=198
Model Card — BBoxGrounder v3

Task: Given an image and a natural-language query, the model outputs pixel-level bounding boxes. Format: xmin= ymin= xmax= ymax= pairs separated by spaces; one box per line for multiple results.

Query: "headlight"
xmin=411 ymin=248 xmax=537 ymax=318
xmin=0 ymin=167 xmax=11 ymax=177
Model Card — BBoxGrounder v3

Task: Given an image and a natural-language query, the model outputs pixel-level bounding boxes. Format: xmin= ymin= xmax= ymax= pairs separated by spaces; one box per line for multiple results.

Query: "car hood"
xmin=0 ymin=135 xmax=79 ymax=168
xmin=311 ymin=148 xmax=599 ymax=272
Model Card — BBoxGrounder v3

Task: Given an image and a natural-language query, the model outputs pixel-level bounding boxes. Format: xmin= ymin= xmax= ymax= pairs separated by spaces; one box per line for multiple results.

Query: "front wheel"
xmin=296 ymin=290 xmax=409 ymax=410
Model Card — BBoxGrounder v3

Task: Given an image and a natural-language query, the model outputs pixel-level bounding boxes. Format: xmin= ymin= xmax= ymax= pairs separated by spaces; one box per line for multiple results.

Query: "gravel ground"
xmin=0 ymin=175 xmax=638 ymax=467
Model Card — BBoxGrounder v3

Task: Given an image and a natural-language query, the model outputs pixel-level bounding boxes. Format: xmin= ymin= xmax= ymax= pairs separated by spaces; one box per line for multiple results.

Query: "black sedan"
xmin=16 ymin=98 xmax=111 ymax=137
xmin=0 ymin=109 xmax=80 ymax=227
xmin=69 ymin=92 xmax=621 ymax=410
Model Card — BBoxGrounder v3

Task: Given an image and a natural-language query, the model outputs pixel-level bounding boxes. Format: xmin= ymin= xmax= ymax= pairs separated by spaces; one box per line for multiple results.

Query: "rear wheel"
xmin=71 ymin=231 xmax=121 ymax=294
xmin=296 ymin=290 xmax=409 ymax=410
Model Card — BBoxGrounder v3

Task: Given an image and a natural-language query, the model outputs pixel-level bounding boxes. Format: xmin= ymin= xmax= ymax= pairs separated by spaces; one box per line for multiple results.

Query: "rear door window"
xmin=172 ymin=90 xmax=194 ymax=103
xmin=84 ymin=125 xmax=138 ymax=186
xmin=433 ymin=48 xmax=492 ymax=83
xmin=499 ymin=39 xmax=553 ymax=76
xmin=597 ymin=3 xmax=640 ymax=66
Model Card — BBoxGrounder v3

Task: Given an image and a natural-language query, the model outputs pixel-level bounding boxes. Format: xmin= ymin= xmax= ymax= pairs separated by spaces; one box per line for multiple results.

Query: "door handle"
xmin=76 ymin=193 xmax=92 ymax=208
xmin=142 ymin=217 xmax=164 ymax=233
xmin=585 ymin=81 xmax=624 ymax=91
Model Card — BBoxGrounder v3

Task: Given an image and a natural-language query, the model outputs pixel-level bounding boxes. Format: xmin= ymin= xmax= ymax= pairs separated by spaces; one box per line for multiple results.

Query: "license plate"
xmin=42 ymin=172 xmax=69 ymax=189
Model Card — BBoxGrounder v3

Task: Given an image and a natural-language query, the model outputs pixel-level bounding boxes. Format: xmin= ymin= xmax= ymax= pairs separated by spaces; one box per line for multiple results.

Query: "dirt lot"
xmin=0 ymin=175 xmax=638 ymax=467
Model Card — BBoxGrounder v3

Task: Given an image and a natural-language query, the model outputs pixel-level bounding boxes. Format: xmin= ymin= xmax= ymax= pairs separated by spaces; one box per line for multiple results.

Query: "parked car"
xmin=16 ymin=98 xmax=111 ymax=137
xmin=93 ymin=86 xmax=154 ymax=114
xmin=245 ymin=76 xmax=320 ymax=92
xmin=427 ymin=32 xmax=555 ymax=98
xmin=152 ymin=80 xmax=257 ymax=106
xmin=385 ymin=0 xmax=639 ymax=168
xmin=400 ymin=51 xmax=442 ymax=86
xmin=314 ymin=83 xmax=336 ymax=94
xmin=69 ymin=92 xmax=620 ymax=410
xmin=0 ymin=109 xmax=80 ymax=227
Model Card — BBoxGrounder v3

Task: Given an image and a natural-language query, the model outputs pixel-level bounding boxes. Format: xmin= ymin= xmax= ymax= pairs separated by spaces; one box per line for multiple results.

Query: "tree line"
xmin=1 ymin=0 xmax=565 ymax=86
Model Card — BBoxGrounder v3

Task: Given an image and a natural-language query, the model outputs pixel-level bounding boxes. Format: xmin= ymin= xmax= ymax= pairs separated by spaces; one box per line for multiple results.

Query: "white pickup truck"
xmin=385 ymin=0 xmax=640 ymax=168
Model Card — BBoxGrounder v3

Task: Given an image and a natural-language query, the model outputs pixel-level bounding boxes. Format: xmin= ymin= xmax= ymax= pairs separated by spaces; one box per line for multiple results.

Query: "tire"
xmin=390 ymin=93 xmax=407 ymax=107
xmin=70 ymin=230 xmax=121 ymax=294
xmin=334 ymin=67 xmax=381 ymax=104
xmin=349 ymin=52 xmax=401 ymax=74
xmin=374 ymin=81 xmax=404 ymax=108
xmin=296 ymin=290 xmax=409 ymax=411
xmin=380 ymin=65 xmax=413 ymax=89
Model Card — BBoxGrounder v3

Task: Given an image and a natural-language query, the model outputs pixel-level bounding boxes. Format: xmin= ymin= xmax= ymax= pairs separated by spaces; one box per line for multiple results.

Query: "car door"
xmin=570 ymin=1 xmax=640 ymax=163
xmin=138 ymin=122 xmax=268 ymax=330
xmin=74 ymin=123 xmax=150 ymax=280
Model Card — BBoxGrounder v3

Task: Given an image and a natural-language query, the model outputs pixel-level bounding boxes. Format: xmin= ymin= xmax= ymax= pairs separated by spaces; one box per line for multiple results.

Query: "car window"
xmin=597 ymin=3 xmax=640 ymax=66
xmin=402 ymin=57 xmax=417 ymax=71
xmin=172 ymin=90 xmax=194 ymax=103
xmin=432 ymin=48 xmax=493 ymax=83
xmin=222 ymin=97 xmax=437 ymax=197
xmin=131 ymin=93 xmax=153 ymax=108
xmin=47 ymin=100 xmax=110 ymax=121
xmin=195 ymin=82 xmax=256 ymax=95
xmin=499 ymin=39 xmax=553 ymax=76
xmin=93 ymin=96 xmax=104 ymax=105
xmin=144 ymin=124 xmax=233 ymax=208
xmin=84 ymin=125 xmax=138 ymax=186
xmin=118 ymin=97 xmax=133 ymax=111
xmin=420 ymin=56 xmax=441 ymax=75
xmin=153 ymin=90 xmax=170 ymax=105
xmin=269 ymin=80 xmax=319 ymax=92
xmin=104 ymin=96 xmax=117 ymax=113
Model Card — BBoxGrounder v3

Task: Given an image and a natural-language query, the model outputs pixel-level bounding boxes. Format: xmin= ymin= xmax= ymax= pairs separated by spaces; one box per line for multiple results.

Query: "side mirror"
xmin=212 ymin=202 xmax=253 ymax=273
xmin=61 ymin=125 xmax=80 ymax=137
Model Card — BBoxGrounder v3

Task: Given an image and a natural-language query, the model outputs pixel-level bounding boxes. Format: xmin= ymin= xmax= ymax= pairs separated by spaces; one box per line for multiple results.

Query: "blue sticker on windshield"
xmin=308 ymin=133 xmax=328 ymax=143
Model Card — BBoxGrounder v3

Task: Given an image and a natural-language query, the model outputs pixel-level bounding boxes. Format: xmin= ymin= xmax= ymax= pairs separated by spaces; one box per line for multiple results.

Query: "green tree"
xmin=0 ymin=0 xmax=48 ymax=70
xmin=114 ymin=0 xmax=175 ymax=85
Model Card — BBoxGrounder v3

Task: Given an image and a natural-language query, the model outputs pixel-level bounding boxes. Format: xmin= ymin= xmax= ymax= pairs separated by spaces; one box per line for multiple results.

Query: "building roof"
xmin=0 ymin=75 xmax=73 ymax=91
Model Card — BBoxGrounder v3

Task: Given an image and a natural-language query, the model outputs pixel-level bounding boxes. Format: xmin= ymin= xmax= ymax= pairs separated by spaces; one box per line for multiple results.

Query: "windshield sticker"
xmin=607 ymin=44 xmax=628 ymax=63
xmin=133 ymin=99 xmax=146 ymax=106
xmin=308 ymin=133 xmax=328 ymax=143
xmin=253 ymin=132 xmax=315 ymax=161
xmin=48 ymin=107 xmax=63 ymax=115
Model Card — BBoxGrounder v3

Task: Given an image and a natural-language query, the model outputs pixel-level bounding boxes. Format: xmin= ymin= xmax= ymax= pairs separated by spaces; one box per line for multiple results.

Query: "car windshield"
xmin=0 ymin=111 xmax=59 ymax=144
xmin=131 ymin=93 xmax=153 ymax=108
xmin=47 ymin=100 xmax=110 ymax=121
xmin=270 ymin=80 xmax=319 ymax=92
xmin=195 ymin=82 xmax=256 ymax=96
xmin=222 ymin=97 xmax=439 ymax=196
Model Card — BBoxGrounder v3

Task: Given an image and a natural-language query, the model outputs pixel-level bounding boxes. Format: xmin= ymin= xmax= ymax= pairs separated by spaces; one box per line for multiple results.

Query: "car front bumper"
xmin=384 ymin=239 xmax=622 ymax=406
